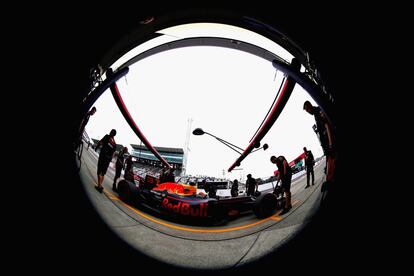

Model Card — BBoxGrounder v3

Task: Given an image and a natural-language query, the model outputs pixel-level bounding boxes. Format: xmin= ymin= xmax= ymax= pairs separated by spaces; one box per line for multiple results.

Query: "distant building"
xmin=130 ymin=144 xmax=184 ymax=172
xmin=115 ymin=143 xmax=124 ymax=153
xmin=91 ymin=138 xmax=99 ymax=149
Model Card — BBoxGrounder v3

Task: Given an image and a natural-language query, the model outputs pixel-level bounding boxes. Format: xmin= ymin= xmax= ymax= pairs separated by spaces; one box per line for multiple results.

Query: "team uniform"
xmin=97 ymin=134 xmax=116 ymax=176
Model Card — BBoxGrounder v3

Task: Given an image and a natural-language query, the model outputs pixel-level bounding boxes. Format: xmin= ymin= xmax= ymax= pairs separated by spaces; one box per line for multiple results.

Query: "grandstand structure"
xmin=130 ymin=144 xmax=184 ymax=173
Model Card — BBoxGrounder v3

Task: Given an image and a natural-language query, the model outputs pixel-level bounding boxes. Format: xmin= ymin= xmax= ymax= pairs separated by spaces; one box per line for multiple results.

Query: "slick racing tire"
xmin=118 ymin=179 xmax=135 ymax=203
xmin=253 ymin=193 xmax=277 ymax=218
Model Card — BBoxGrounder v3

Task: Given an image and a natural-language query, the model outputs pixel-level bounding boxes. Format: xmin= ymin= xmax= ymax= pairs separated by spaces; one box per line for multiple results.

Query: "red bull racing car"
xmin=116 ymin=175 xmax=285 ymax=225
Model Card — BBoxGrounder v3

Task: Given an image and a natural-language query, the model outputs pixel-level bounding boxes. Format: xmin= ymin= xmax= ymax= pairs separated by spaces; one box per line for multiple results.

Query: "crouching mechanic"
xmin=270 ymin=155 xmax=292 ymax=214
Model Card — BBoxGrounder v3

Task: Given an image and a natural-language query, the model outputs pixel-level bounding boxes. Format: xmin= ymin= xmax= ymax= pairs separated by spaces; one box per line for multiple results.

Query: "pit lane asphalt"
xmin=77 ymin=143 xmax=325 ymax=269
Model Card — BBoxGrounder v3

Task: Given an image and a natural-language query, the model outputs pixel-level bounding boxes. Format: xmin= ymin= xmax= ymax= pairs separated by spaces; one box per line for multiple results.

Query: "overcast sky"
xmin=85 ymin=24 xmax=322 ymax=180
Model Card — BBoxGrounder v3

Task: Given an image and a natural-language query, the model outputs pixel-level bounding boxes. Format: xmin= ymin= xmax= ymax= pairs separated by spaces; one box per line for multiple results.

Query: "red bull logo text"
xmin=161 ymin=198 xmax=208 ymax=217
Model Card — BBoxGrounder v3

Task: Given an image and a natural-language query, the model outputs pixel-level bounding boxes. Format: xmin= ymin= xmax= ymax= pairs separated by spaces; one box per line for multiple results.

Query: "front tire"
xmin=253 ymin=193 xmax=277 ymax=218
xmin=118 ymin=180 xmax=135 ymax=203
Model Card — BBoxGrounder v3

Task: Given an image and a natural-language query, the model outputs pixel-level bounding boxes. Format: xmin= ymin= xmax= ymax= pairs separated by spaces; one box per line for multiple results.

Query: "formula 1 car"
xmin=116 ymin=175 xmax=285 ymax=225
